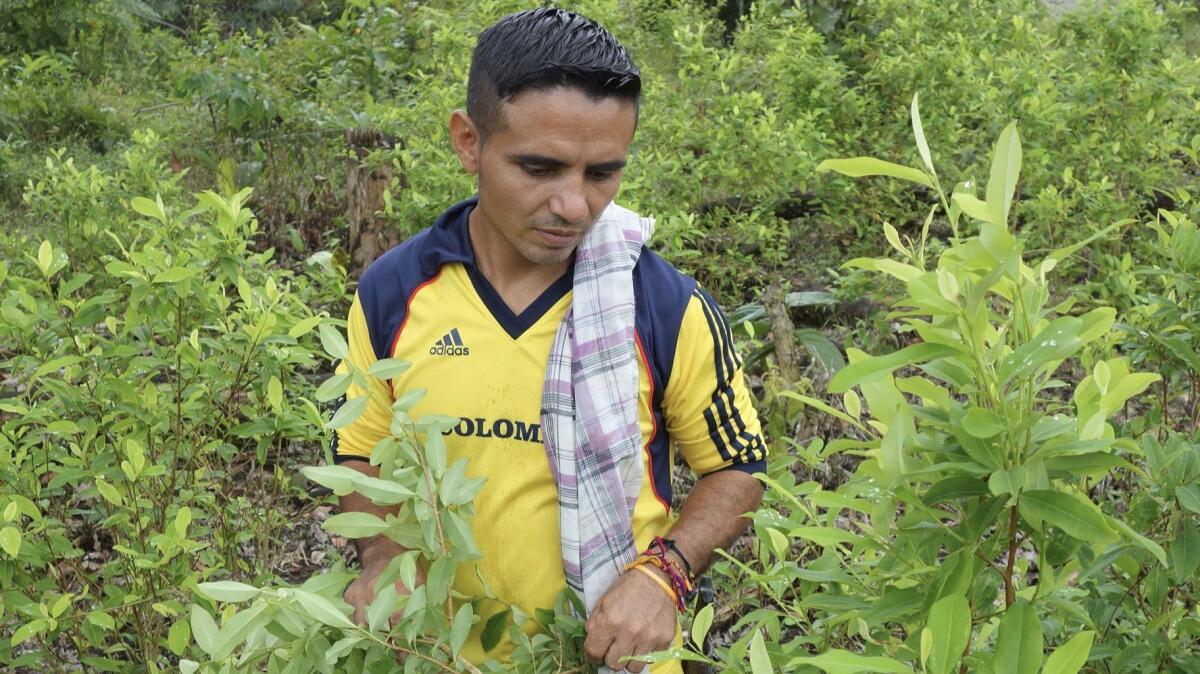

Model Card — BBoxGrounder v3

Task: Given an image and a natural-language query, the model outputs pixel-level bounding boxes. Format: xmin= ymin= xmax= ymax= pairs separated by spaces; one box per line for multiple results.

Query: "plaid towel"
xmin=541 ymin=202 xmax=655 ymax=632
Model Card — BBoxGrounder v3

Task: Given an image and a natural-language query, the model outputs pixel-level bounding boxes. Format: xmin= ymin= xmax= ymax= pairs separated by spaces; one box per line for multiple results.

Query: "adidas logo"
xmin=429 ymin=328 xmax=470 ymax=356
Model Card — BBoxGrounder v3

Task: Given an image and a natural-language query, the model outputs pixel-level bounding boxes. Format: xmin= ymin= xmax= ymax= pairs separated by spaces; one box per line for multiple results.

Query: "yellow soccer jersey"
xmin=333 ymin=197 xmax=767 ymax=671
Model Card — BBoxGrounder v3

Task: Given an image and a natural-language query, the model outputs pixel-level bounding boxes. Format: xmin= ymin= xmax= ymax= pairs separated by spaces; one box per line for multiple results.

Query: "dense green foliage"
xmin=1 ymin=0 xmax=1198 ymax=672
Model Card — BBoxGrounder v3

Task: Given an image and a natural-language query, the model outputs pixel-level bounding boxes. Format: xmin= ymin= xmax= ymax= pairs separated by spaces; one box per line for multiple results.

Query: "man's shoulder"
xmin=353 ymin=227 xmax=442 ymax=360
xmin=358 ymin=227 xmax=436 ymax=300
xmin=633 ymin=247 xmax=697 ymax=312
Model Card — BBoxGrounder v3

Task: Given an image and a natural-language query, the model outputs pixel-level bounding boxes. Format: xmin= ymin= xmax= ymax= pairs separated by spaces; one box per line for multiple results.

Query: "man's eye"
xmin=523 ymin=165 xmax=552 ymax=177
xmin=589 ymin=171 xmax=614 ymax=183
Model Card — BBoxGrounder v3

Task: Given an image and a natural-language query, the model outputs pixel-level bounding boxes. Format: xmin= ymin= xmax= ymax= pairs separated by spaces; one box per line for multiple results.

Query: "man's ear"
xmin=449 ymin=110 xmax=481 ymax=174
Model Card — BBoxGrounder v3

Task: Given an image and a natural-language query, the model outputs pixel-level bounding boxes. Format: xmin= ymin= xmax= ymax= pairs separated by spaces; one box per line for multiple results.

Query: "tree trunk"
xmin=345 ymin=128 xmax=403 ymax=276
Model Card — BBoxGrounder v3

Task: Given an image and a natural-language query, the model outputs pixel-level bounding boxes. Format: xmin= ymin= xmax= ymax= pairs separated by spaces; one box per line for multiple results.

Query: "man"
xmin=331 ymin=8 xmax=766 ymax=673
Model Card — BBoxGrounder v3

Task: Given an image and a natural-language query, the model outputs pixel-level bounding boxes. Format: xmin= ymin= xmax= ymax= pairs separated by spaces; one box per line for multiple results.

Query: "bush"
xmin=0 ymin=187 xmax=336 ymax=670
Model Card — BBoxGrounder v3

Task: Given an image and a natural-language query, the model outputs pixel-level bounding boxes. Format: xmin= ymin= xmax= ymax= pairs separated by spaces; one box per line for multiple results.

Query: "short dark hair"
xmin=467 ymin=8 xmax=641 ymax=139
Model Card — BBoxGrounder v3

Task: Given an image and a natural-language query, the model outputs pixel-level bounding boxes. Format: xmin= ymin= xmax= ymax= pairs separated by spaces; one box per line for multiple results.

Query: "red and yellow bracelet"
xmin=624 ymin=538 xmax=697 ymax=612
xmin=627 ymin=562 xmax=679 ymax=606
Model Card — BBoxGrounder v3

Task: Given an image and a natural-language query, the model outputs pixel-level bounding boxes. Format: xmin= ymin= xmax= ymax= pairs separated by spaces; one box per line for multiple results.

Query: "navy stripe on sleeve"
xmin=694 ymin=288 xmax=766 ymax=465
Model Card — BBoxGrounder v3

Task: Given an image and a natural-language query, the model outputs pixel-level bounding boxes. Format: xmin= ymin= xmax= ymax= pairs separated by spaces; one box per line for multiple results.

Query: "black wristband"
xmin=658 ymin=537 xmax=694 ymax=579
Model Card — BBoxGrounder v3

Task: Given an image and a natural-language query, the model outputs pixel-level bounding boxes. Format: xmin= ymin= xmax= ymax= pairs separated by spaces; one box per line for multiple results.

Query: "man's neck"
xmin=467 ymin=210 xmax=571 ymax=315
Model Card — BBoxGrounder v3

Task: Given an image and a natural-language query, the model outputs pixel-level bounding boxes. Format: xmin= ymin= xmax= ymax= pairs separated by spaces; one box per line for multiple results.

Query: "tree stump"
xmin=763 ymin=282 xmax=802 ymax=386
xmin=345 ymin=128 xmax=403 ymax=276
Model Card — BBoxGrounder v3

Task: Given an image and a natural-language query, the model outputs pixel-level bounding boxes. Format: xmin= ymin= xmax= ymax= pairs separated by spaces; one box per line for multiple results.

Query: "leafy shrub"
xmin=180 ymin=341 xmax=589 ymax=673
xmin=0 ymin=188 xmax=332 ymax=670
xmin=830 ymin=0 xmax=1200 ymax=256
xmin=657 ymin=99 xmax=1190 ymax=673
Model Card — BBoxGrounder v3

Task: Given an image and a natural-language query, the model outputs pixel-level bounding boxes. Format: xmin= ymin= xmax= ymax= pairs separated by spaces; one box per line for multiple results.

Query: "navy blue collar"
xmin=420 ymin=196 xmax=574 ymax=339
xmin=418 ymin=196 xmax=478 ymax=276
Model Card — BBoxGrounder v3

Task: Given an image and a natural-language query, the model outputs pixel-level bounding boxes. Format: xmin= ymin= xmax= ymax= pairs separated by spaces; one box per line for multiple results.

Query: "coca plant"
xmin=673 ymin=97 xmax=1170 ymax=673
xmin=183 ymin=330 xmax=589 ymax=674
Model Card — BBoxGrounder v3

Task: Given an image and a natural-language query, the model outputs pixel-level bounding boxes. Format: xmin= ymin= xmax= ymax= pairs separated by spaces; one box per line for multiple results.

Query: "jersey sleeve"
xmin=663 ymin=288 xmax=768 ymax=476
xmin=332 ymin=292 xmax=394 ymax=461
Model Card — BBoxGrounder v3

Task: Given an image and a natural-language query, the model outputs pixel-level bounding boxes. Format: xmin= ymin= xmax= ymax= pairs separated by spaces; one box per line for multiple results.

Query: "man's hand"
xmin=337 ymin=459 xmax=421 ymax=627
xmin=344 ymin=555 xmax=425 ymax=626
xmin=584 ymin=565 xmax=677 ymax=673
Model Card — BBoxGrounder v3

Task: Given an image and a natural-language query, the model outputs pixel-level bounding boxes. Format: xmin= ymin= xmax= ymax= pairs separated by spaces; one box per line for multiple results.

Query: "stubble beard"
xmin=521 ymin=215 xmax=591 ymax=267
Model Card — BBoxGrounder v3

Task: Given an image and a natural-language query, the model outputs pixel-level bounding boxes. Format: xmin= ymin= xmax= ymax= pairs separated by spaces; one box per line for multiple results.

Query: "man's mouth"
xmin=535 ymin=228 xmax=580 ymax=247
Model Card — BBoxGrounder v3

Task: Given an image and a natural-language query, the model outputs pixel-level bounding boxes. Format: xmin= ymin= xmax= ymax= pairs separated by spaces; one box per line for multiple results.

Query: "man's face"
xmin=454 ymin=87 xmax=637 ymax=272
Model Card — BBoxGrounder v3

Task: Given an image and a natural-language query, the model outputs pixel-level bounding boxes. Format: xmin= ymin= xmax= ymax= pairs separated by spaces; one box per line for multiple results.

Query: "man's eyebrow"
xmin=509 ymin=154 xmax=627 ymax=172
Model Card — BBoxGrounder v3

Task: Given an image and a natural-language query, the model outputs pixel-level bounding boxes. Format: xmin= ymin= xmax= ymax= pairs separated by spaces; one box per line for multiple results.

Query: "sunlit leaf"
xmin=817 ymin=157 xmax=933 ymax=187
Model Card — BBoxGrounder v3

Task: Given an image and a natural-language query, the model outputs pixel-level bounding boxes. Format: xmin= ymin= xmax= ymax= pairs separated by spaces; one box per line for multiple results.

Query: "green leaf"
xmin=789 ymin=526 xmax=862 ymax=548
xmin=301 ymin=464 xmax=364 ymax=495
xmin=1170 ymin=520 xmax=1200 ymax=584
xmin=211 ymin=602 xmax=268 ymax=660
xmin=952 ymin=192 xmax=994 ymax=223
xmin=86 ymin=610 xmax=116 ymax=631
xmin=829 ymin=343 xmax=957 ymax=393
xmin=880 ymin=405 xmax=914 ymax=478
xmin=319 ymin=323 xmax=349 ymax=360
xmin=817 ymin=157 xmax=933 ymax=188
xmin=153 ymin=268 xmax=198 ymax=284
xmin=168 ymin=618 xmax=191 ymax=656
xmin=1019 ymin=490 xmax=1117 ymax=543
xmin=294 ymin=589 xmax=355 ymax=629
xmin=749 ymin=630 xmax=772 ymax=674
xmin=691 ymin=603 xmax=714 ymax=650
xmin=131 ymin=195 xmax=167 ymax=222
xmin=911 ymin=93 xmax=935 ymax=177
xmin=985 ymin=122 xmax=1022 ymax=225
xmin=994 ymin=600 xmax=1043 ymax=674
xmin=926 ymin=477 xmax=988 ymax=505
xmin=997 ymin=317 xmax=1083 ymax=385
xmin=366 ymin=583 xmax=398 ymax=632
xmin=392 ymin=387 xmax=427 ymax=412
xmin=288 ymin=315 xmax=322 ymax=338
xmin=480 ymin=609 xmax=510 ymax=652
xmin=10 ymin=619 xmax=45 ymax=647
xmin=196 ymin=581 xmax=261 ymax=603
xmin=450 ymin=603 xmax=474 ymax=658
xmin=327 ymin=395 xmax=370 ymax=430
xmin=180 ymin=660 xmax=199 ymax=674
xmin=316 ymin=372 xmax=353 ymax=402
xmin=962 ymin=407 xmax=1005 ymax=439
xmin=322 ymin=512 xmax=390 ymax=538
xmin=267 ymin=376 xmax=283 ymax=410
xmin=1041 ymin=630 xmax=1094 ymax=674
xmin=34 ymin=355 xmax=83 ymax=379
xmin=1177 ymin=485 xmax=1200 ymax=515
xmin=324 ymin=636 xmax=361 ymax=664
xmin=0 ymin=526 xmax=21 ymax=557
xmin=425 ymin=557 xmax=456 ymax=606
xmin=190 ymin=605 xmax=219 ymax=656
xmin=776 ymin=391 xmax=865 ymax=429
xmin=1107 ymin=517 xmax=1169 ymax=568
xmin=37 ymin=240 xmax=53 ymax=276
xmin=927 ymin=595 xmax=971 ymax=674
xmin=787 ymin=650 xmax=913 ymax=673
xmin=367 ymin=358 xmax=412 ymax=380
xmin=351 ymin=474 xmax=414 ymax=505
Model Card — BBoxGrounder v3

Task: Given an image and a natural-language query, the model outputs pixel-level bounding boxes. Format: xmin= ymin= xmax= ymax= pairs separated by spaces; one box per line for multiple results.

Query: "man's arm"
xmin=583 ymin=470 xmax=764 ymax=672
xmin=339 ymin=459 xmax=425 ymax=624
xmin=585 ymin=285 xmax=769 ymax=671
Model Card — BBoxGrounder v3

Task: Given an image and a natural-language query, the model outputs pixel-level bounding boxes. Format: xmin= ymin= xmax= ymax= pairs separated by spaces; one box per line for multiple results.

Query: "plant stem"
xmin=1004 ymin=505 xmax=1019 ymax=607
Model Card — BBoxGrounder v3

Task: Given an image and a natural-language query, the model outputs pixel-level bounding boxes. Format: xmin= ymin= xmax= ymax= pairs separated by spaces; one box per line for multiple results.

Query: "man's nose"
xmin=548 ymin=177 xmax=589 ymax=225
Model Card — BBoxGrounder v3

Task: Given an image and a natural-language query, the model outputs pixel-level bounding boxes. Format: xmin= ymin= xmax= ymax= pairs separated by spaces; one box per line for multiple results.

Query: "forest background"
xmin=2 ymin=0 xmax=1200 ymax=672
